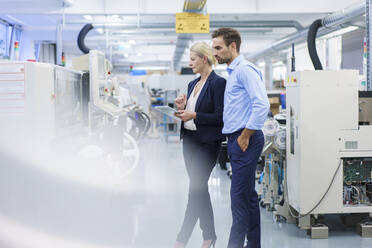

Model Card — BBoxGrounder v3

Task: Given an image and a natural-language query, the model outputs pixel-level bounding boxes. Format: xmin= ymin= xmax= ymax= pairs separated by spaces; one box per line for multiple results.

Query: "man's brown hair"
xmin=212 ymin=27 xmax=241 ymax=53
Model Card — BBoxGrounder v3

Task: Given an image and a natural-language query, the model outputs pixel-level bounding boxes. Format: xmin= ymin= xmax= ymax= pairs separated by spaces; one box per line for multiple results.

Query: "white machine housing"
xmin=88 ymin=50 xmax=124 ymax=116
xmin=285 ymin=70 xmax=372 ymax=215
xmin=0 ymin=61 xmax=82 ymax=143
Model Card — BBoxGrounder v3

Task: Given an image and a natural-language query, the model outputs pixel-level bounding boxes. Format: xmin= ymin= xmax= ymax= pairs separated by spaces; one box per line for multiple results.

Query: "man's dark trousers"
xmin=226 ymin=129 xmax=264 ymax=248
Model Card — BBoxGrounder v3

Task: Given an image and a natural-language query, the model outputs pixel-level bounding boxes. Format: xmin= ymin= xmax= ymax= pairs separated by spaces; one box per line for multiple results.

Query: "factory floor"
xmin=1 ymin=136 xmax=372 ymax=248
xmin=135 ymin=138 xmax=372 ymax=248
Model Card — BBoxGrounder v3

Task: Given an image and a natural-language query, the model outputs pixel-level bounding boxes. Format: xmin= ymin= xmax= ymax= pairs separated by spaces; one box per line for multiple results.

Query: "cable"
xmin=351 ymin=185 xmax=361 ymax=204
xmin=291 ymin=43 xmax=295 ymax=72
xmin=307 ymin=19 xmax=323 ymax=70
xmin=287 ymin=159 xmax=343 ymax=218
xmin=141 ymin=112 xmax=151 ymax=135
xmin=77 ymin=23 xmax=94 ymax=54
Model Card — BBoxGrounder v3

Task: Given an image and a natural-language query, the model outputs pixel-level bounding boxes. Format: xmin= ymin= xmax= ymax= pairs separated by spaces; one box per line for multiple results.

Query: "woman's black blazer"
xmin=180 ymin=70 xmax=226 ymax=143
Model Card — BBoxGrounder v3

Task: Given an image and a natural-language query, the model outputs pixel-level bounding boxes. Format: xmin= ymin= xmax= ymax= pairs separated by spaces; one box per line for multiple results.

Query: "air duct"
xmin=62 ymin=0 xmax=75 ymax=7
xmin=183 ymin=0 xmax=207 ymax=12
xmin=322 ymin=3 xmax=365 ymax=28
xmin=246 ymin=2 xmax=365 ymax=61
xmin=82 ymin=20 xmax=303 ymax=31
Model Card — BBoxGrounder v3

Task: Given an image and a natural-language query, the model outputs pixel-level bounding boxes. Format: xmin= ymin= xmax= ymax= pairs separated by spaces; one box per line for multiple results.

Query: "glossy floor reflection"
xmin=135 ymin=138 xmax=372 ymax=248
xmin=1 ymin=137 xmax=372 ymax=248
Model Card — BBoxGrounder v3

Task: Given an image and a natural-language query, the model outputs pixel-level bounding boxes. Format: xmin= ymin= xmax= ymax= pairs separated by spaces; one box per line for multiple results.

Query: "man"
xmin=211 ymin=28 xmax=270 ymax=248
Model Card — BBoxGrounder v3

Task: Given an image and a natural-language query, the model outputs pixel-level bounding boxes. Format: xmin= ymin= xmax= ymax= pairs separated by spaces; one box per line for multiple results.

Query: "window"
xmin=0 ymin=22 xmax=8 ymax=57
xmin=0 ymin=20 xmax=21 ymax=59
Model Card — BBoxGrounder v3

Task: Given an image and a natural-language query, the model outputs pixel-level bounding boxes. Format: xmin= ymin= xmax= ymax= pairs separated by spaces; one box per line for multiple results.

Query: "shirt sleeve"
xmin=237 ymin=66 xmax=270 ymax=130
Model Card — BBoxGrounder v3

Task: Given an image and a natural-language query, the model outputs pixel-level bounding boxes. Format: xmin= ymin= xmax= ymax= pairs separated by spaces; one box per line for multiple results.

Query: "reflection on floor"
xmin=136 ymin=139 xmax=372 ymax=248
xmin=0 ymin=137 xmax=372 ymax=248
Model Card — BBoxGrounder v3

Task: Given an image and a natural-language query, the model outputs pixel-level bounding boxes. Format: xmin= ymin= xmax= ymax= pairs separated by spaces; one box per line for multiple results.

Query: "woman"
xmin=173 ymin=42 xmax=226 ymax=248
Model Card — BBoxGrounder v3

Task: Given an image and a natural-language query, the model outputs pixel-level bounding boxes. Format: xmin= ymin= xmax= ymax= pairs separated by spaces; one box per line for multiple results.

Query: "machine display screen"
xmin=54 ymin=68 xmax=83 ymax=132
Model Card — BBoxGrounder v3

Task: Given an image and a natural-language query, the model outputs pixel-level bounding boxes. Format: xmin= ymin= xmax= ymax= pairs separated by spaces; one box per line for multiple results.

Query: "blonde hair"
xmin=190 ymin=41 xmax=216 ymax=66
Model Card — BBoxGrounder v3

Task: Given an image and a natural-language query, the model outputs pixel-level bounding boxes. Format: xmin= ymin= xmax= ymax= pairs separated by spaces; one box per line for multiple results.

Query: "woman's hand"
xmin=175 ymin=110 xmax=196 ymax=122
xmin=174 ymin=93 xmax=186 ymax=110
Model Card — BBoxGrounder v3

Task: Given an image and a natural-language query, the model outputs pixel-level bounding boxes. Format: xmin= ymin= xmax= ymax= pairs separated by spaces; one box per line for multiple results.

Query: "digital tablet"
xmin=154 ymin=106 xmax=181 ymax=119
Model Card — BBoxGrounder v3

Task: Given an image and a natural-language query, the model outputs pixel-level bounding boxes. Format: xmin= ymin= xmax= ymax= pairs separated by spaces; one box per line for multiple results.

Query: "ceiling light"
xmin=322 ymin=26 xmax=359 ymax=39
xmin=104 ymin=23 xmax=125 ymax=27
xmin=117 ymin=44 xmax=131 ymax=50
xmin=83 ymin=15 xmax=93 ymax=21
xmin=107 ymin=15 xmax=121 ymax=21
xmin=63 ymin=0 xmax=75 ymax=7
xmin=124 ymin=53 xmax=129 ymax=58
xmin=137 ymin=52 xmax=143 ymax=56
xmin=134 ymin=66 xmax=170 ymax=70
xmin=96 ymin=28 xmax=104 ymax=34
xmin=272 ymin=61 xmax=284 ymax=66
xmin=129 ymin=40 xmax=136 ymax=45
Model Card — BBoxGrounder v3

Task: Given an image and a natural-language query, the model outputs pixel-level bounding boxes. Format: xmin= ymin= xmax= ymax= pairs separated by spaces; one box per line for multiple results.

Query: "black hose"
xmin=291 ymin=43 xmax=295 ymax=72
xmin=307 ymin=19 xmax=323 ymax=70
xmin=77 ymin=24 xmax=94 ymax=54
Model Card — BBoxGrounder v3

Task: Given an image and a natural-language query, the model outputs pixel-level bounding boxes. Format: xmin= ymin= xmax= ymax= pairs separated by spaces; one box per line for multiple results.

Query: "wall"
xmin=146 ymin=73 xmax=196 ymax=94
xmin=341 ymin=29 xmax=365 ymax=74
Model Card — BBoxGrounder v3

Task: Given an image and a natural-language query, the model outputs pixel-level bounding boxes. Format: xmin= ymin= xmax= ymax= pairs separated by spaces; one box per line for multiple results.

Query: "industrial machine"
xmin=255 ymin=111 xmax=298 ymax=224
xmin=72 ymin=50 xmax=151 ymax=178
xmin=0 ymin=60 xmax=83 ymax=144
xmin=72 ymin=50 xmax=149 ymax=134
xmin=259 ymin=115 xmax=288 ymax=213
xmin=88 ymin=50 xmax=127 ymax=116
xmin=285 ymin=70 xmax=372 ymax=234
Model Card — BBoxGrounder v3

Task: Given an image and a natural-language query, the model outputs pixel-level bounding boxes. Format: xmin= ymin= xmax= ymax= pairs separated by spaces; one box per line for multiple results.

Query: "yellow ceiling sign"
xmin=175 ymin=13 xmax=210 ymax=34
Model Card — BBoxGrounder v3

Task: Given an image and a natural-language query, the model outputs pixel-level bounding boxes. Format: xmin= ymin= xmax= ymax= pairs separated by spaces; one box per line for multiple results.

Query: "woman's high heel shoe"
xmin=201 ymin=238 xmax=216 ymax=248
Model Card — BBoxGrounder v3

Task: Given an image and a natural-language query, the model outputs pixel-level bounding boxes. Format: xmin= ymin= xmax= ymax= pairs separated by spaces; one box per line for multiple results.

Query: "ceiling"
xmin=0 ymin=0 xmax=366 ymax=72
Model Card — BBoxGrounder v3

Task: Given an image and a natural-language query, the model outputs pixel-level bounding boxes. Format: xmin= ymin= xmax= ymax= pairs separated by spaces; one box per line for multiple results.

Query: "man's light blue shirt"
xmin=222 ymin=55 xmax=270 ymax=134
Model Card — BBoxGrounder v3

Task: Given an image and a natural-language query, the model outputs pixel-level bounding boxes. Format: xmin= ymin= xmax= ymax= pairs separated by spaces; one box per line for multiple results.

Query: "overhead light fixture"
xmin=124 ymin=53 xmax=129 ymax=58
xmin=117 ymin=44 xmax=131 ymax=50
xmin=96 ymin=28 xmax=104 ymax=34
xmin=258 ymin=62 xmax=265 ymax=67
xmin=272 ymin=61 xmax=284 ymax=66
xmin=107 ymin=15 xmax=121 ymax=21
xmin=104 ymin=23 xmax=125 ymax=27
xmin=63 ymin=0 xmax=75 ymax=7
xmin=83 ymin=15 xmax=93 ymax=21
xmin=137 ymin=52 xmax=143 ymax=56
xmin=322 ymin=26 xmax=359 ymax=39
xmin=133 ymin=66 xmax=170 ymax=71
xmin=129 ymin=40 xmax=136 ymax=45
